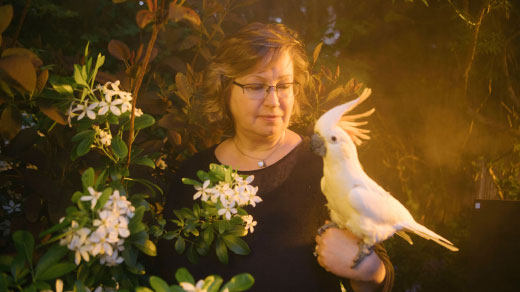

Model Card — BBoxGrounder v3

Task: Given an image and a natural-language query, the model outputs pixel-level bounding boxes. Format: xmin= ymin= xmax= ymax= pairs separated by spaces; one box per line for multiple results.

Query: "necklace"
xmin=233 ymin=131 xmax=286 ymax=168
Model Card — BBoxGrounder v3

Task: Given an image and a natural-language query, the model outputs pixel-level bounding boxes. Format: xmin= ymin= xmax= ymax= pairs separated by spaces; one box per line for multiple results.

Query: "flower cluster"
xmin=92 ymin=125 xmax=112 ymax=146
xmin=67 ymin=81 xmax=143 ymax=124
xmin=59 ymin=188 xmax=135 ymax=266
xmin=191 ymin=172 xmax=261 ymax=232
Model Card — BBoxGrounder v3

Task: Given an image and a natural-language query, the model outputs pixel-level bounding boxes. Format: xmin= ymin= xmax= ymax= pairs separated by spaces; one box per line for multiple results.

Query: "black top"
xmin=157 ymin=137 xmax=394 ymax=291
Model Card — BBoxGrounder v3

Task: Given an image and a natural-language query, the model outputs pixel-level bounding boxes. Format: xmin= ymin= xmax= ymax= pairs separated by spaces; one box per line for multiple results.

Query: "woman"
xmin=158 ymin=22 xmax=393 ymax=291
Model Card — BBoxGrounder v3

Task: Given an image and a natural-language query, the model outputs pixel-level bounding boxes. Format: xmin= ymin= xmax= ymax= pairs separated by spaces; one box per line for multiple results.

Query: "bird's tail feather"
xmin=402 ymin=222 xmax=459 ymax=252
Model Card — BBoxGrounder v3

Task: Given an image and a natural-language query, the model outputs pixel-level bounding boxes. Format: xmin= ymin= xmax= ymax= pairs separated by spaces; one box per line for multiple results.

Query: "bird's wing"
xmin=349 ymin=183 xmax=414 ymax=226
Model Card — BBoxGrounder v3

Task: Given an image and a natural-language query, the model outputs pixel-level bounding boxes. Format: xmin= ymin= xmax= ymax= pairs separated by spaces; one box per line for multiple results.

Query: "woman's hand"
xmin=315 ymin=226 xmax=386 ymax=291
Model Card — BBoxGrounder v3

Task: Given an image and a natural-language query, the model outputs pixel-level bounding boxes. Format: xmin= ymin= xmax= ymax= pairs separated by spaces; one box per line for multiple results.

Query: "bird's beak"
xmin=311 ymin=133 xmax=326 ymax=157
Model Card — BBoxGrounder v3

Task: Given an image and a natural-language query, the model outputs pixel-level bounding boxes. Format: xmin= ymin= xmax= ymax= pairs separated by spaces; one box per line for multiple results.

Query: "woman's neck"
xmin=233 ymin=130 xmax=285 ymax=153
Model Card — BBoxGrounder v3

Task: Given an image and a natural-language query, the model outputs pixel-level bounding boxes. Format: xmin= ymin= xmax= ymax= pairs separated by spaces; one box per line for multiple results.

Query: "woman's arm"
xmin=315 ymin=227 xmax=390 ymax=292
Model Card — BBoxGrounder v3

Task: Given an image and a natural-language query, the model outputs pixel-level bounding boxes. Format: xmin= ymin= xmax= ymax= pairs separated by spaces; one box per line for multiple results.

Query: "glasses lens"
xmin=244 ymin=84 xmax=267 ymax=99
xmin=277 ymin=83 xmax=300 ymax=98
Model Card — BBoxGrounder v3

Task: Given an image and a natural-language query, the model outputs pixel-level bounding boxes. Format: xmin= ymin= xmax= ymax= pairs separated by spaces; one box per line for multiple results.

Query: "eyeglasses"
xmin=233 ymin=81 xmax=300 ymax=100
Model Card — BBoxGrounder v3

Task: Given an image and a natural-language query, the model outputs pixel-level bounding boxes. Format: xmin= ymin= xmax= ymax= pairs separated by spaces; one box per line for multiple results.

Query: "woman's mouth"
xmin=259 ymin=115 xmax=281 ymax=122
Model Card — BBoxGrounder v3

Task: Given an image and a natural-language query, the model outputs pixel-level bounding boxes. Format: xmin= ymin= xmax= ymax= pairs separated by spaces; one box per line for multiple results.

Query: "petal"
xmin=87 ymin=110 xmax=96 ymax=120
xmin=110 ymin=105 xmax=121 ymax=116
xmin=98 ymin=106 xmax=108 ymax=115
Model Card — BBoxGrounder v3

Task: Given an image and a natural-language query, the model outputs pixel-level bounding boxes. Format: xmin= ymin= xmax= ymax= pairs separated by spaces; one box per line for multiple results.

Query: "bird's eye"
xmin=331 ymin=136 xmax=337 ymax=143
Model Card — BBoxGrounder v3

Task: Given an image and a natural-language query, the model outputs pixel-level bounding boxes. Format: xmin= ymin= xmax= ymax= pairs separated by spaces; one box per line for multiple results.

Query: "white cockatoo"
xmin=311 ymin=88 xmax=458 ymax=268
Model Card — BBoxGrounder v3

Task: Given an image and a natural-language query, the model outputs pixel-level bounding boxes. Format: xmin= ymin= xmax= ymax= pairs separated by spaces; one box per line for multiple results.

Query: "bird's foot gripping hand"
xmin=317 ymin=221 xmax=339 ymax=235
xmin=352 ymin=242 xmax=374 ymax=269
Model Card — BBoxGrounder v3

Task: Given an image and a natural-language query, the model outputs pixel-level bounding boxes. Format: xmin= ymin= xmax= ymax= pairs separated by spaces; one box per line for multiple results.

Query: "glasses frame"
xmin=232 ymin=81 xmax=300 ymax=100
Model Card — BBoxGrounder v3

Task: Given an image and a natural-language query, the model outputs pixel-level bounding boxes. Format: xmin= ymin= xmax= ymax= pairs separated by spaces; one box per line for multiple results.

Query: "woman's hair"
xmin=201 ymin=22 xmax=310 ymax=132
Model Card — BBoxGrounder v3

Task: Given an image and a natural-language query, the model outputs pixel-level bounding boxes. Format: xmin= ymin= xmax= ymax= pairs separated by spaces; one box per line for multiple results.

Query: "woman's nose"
xmin=263 ymin=87 xmax=280 ymax=107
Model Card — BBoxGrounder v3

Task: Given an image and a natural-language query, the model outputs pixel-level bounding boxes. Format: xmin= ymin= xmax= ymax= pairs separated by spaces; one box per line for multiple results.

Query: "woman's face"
xmin=229 ymin=50 xmax=295 ymax=139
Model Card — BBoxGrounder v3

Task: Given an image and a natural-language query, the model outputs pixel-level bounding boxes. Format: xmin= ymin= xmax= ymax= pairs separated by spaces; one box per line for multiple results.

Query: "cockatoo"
xmin=311 ymin=88 xmax=458 ymax=268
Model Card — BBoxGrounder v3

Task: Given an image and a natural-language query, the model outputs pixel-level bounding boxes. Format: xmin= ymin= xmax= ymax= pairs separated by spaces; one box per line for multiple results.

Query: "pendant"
xmin=258 ymin=160 xmax=267 ymax=168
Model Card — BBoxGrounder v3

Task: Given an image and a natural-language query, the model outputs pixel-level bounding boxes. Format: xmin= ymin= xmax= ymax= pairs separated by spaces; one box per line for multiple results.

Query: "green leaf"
xmin=76 ymin=134 xmax=94 ymax=157
xmin=10 ymin=255 xmax=25 ymax=280
xmin=123 ymin=114 xmax=155 ymax=130
xmin=149 ymin=276 xmax=171 ymax=292
xmin=215 ymin=237 xmax=228 ymax=264
xmin=220 ymin=273 xmax=254 ymax=292
xmin=71 ymin=191 xmax=83 ymax=204
xmin=34 ymin=245 xmax=68 ymax=280
xmin=94 ymin=187 xmax=112 ymax=211
xmin=175 ymin=267 xmax=194 ymax=284
xmin=111 ymin=136 xmax=128 ymax=159
xmin=170 ymin=286 xmax=186 ymax=292
xmin=186 ymin=243 xmax=198 ymax=265
xmin=181 ymin=178 xmax=202 ymax=186
xmin=135 ymin=288 xmax=154 ymax=292
xmin=51 ymin=83 xmax=74 ymax=95
xmin=131 ymin=157 xmax=155 ymax=168
xmin=35 ymin=262 xmax=75 ymax=281
xmin=71 ymin=130 xmax=95 ymax=142
xmin=73 ymin=64 xmax=88 ymax=87
xmin=12 ymin=231 xmax=34 ymax=266
xmin=134 ymin=114 xmax=155 ymax=130
xmin=90 ymin=53 xmax=105 ymax=86
xmin=33 ymin=281 xmax=51 ymax=290
xmin=0 ymin=274 xmax=8 ymax=292
xmin=74 ymin=280 xmax=87 ymax=292
xmin=94 ymin=168 xmax=108 ymax=190
xmin=222 ymin=235 xmax=250 ymax=255
xmin=81 ymin=168 xmax=95 ymax=190
xmin=129 ymin=205 xmax=145 ymax=233
xmin=22 ymin=284 xmax=36 ymax=292
xmin=175 ymin=237 xmax=185 ymax=254
xmin=196 ymin=170 xmax=210 ymax=182
xmin=136 ymin=239 xmax=157 ymax=256
xmin=203 ymin=275 xmax=223 ymax=292
xmin=195 ymin=239 xmax=209 ymax=256
xmin=203 ymin=227 xmax=214 ymax=246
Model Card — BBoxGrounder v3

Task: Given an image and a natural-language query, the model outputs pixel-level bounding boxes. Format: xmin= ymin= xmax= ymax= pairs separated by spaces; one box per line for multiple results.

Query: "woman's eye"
xmin=245 ymin=84 xmax=265 ymax=91
xmin=277 ymin=83 xmax=291 ymax=90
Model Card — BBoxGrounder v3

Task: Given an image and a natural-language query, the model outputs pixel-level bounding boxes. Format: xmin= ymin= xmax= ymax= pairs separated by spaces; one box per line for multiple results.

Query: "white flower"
xmin=2 ymin=200 xmax=21 ymax=214
xmin=98 ymin=92 xmax=123 ymax=116
xmin=98 ymin=130 xmax=112 ymax=146
xmin=72 ymin=101 xmax=99 ymax=120
xmin=118 ymin=91 xmax=133 ymax=114
xmin=68 ymin=227 xmax=92 ymax=265
xmin=90 ymin=227 xmax=114 ymax=256
xmin=193 ymin=180 xmax=211 ymax=201
xmin=242 ymin=215 xmax=257 ymax=234
xmin=210 ymin=182 xmax=234 ymax=203
xmin=107 ymin=190 xmax=135 ymax=217
xmin=179 ymin=280 xmax=206 ymax=292
xmin=80 ymin=187 xmax=102 ymax=209
xmin=217 ymin=199 xmax=237 ymax=220
xmin=134 ymin=108 xmax=143 ymax=117
xmin=100 ymin=249 xmax=124 ymax=267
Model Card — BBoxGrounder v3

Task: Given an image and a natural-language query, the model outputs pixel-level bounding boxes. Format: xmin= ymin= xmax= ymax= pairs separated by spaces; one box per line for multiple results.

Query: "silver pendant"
xmin=258 ymin=160 xmax=266 ymax=168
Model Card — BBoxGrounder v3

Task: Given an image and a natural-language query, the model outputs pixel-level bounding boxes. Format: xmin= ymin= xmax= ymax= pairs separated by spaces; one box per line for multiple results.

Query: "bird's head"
xmin=311 ymin=88 xmax=374 ymax=158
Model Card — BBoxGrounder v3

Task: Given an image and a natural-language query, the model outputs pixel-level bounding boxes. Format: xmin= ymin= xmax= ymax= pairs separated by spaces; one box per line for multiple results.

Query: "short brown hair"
xmin=201 ymin=22 xmax=309 ymax=132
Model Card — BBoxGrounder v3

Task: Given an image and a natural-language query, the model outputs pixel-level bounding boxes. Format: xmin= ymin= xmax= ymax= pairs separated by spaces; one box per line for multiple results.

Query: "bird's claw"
xmin=317 ymin=222 xmax=339 ymax=235
xmin=351 ymin=242 xmax=374 ymax=269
